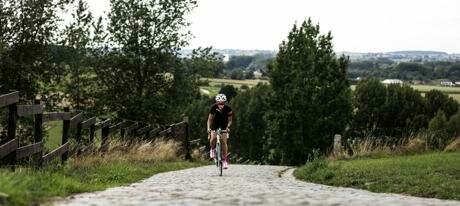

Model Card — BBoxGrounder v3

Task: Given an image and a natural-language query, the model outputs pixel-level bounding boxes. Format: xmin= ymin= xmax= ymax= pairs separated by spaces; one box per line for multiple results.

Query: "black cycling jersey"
xmin=210 ymin=104 xmax=233 ymax=130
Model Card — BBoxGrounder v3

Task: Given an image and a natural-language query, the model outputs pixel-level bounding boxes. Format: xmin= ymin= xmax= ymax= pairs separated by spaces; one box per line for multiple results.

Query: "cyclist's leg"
xmin=209 ymin=131 xmax=217 ymax=158
xmin=221 ymin=133 xmax=229 ymax=160
xmin=209 ymin=131 xmax=217 ymax=148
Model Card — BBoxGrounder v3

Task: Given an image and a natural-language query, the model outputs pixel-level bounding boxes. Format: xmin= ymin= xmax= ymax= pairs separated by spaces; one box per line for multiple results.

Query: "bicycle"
xmin=213 ymin=128 xmax=228 ymax=176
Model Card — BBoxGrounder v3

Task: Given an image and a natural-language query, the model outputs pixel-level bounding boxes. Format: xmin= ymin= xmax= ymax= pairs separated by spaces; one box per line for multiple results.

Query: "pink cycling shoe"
xmin=210 ymin=148 xmax=216 ymax=159
xmin=223 ymin=160 xmax=228 ymax=169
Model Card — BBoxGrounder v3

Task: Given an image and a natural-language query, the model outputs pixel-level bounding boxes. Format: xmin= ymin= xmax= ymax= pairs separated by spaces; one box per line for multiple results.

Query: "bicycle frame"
xmin=215 ymin=128 xmax=227 ymax=176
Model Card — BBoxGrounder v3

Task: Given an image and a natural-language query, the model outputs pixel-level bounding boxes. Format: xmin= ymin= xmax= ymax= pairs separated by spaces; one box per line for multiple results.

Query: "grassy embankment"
xmin=0 ymin=137 xmax=207 ymax=206
xmin=201 ymin=78 xmax=460 ymax=102
xmin=294 ymin=138 xmax=460 ymax=201
xmin=200 ymin=78 xmax=268 ymax=97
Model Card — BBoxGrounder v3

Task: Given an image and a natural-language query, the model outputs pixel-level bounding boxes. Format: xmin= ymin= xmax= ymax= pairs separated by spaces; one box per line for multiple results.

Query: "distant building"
xmin=382 ymin=79 xmax=403 ymax=85
xmin=440 ymin=79 xmax=454 ymax=87
xmin=253 ymin=70 xmax=263 ymax=79
xmin=455 ymin=82 xmax=460 ymax=87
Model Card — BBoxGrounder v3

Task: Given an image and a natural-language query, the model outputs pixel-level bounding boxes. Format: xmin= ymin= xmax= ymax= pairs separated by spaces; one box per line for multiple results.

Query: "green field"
xmin=202 ymin=78 xmax=460 ymax=102
xmin=411 ymin=85 xmax=460 ymax=94
xmin=45 ymin=121 xmax=63 ymax=149
xmin=294 ymin=152 xmax=460 ymax=200
xmin=200 ymin=86 xmax=221 ymax=97
xmin=202 ymin=78 xmax=268 ymax=88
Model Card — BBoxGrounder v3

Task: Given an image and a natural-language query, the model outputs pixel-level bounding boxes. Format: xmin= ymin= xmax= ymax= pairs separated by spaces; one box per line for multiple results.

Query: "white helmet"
xmin=215 ymin=93 xmax=227 ymax=102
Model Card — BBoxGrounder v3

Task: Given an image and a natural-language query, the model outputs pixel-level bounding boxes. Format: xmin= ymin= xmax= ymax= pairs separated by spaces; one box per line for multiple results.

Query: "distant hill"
xmin=181 ymin=48 xmax=276 ymax=57
xmin=338 ymin=50 xmax=459 ymax=62
xmin=182 ymin=49 xmax=460 ymax=62
xmin=387 ymin=51 xmax=448 ymax=56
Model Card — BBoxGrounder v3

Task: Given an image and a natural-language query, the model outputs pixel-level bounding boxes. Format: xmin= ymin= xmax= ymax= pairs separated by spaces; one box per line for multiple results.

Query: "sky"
xmin=87 ymin=0 xmax=460 ymax=53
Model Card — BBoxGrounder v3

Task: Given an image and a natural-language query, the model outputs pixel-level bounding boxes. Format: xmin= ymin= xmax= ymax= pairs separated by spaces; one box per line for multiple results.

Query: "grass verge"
xmin=294 ymin=152 xmax=460 ymax=200
xmin=0 ymin=139 xmax=207 ymax=205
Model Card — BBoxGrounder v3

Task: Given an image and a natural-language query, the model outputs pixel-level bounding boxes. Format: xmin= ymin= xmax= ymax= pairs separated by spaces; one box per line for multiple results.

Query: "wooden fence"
xmin=0 ymin=91 xmax=196 ymax=168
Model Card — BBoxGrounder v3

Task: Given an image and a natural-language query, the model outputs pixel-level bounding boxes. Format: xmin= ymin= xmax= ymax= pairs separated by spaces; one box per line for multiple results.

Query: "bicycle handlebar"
xmin=208 ymin=129 xmax=229 ymax=133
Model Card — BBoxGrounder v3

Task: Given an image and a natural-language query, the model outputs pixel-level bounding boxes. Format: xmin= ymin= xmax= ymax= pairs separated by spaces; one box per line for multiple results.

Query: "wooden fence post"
xmin=33 ymin=99 xmax=43 ymax=166
xmin=61 ymin=107 xmax=70 ymax=163
xmin=76 ymin=122 xmax=82 ymax=155
xmin=120 ymin=128 xmax=125 ymax=139
xmin=101 ymin=119 xmax=110 ymax=152
xmin=6 ymin=102 xmax=18 ymax=167
xmin=170 ymin=124 xmax=176 ymax=140
xmin=89 ymin=124 xmax=95 ymax=143
xmin=183 ymin=117 xmax=191 ymax=160
xmin=33 ymin=99 xmax=43 ymax=143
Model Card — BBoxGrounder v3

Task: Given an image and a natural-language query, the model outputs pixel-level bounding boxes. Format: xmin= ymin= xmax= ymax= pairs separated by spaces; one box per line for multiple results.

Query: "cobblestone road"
xmin=54 ymin=165 xmax=460 ymax=206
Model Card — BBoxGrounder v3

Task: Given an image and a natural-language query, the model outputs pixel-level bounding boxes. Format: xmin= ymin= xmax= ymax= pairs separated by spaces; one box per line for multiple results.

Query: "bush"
xmin=425 ymin=90 xmax=458 ymax=119
xmin=230 ymin=69 xmax=245 ymax=80
xmin=447 ymin=111 xmax=460 ymax=137
xmin=428 ymin=110 xmax=449 ymax=148
xmin=218 ymin=85 xmax=238 ymax=102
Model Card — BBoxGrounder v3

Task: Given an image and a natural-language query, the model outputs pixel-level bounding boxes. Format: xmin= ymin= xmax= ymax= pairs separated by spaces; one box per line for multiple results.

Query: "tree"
xmin=226 ymin=55 xmax=254 ymax=70
xmin=230 ymin=83 xmax=272 ymax=162
xmin=0 ymin=0 xmax=11 ymax=51
xmin=93 ymin=0 xmax=198 ymax=123
xmin=265 ymin=19 xmax=352 ymax=165
xmin=184 ymin=96 xmax=213 ymax=147
xmin=0 ymin=0 xmax=68 ymax=98
xmin=379 ymin=84 xmax=426 ymax=137
xmin=425 ymin=90 xmax=458 ymax=119
xmin=351 ymin=79 xmax=386 ymax=136
xmin=218 ymin=85 xmax=237 ymax=102
xmin=230 ymin=69 xmax=245 ymax=80
xmin=393 ymin=62 xmax=432 ymax=80
xmin=0 ymin=0 xmax=71 ymax=145
xmin=183 ymin=47 xmax=225 ymax=78
xmin=61 ymin=0 xmax=93 ymax=110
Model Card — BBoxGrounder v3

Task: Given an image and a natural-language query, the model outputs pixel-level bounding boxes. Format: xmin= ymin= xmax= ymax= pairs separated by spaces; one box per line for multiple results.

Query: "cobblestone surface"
xmin=54 ymin=165 xmax=460 ymax=206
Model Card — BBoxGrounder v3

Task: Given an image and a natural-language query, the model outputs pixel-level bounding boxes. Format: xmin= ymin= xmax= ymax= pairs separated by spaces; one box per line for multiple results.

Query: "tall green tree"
xmin=183 ymin=47 xmax=225 ymax=78
xmin=0 ymin=0 xmax=11 ymax=51
xmin=0 ymin=0 xmax=69 ymax=98
xmin=351 ymin=81 xmax=427 ymax=138
xmin=61 ymin=0 xmax=93 ymax=110
xmin=351 ymin=79 xmax=387 ymax=136
xmin=379 ymin=84 xmax=426 ymax=136
xmin=226 ymin=55 xmax=254 ymax=70
xmin=93 ymin=0 xmax=198 ymax=123
xmin=0 ymin=0 xmax=71 ymax=144
xmin=231 ymin=83 xmax=272 ymax=162
xmin=265 ymin=19 xmax=352 ymax=165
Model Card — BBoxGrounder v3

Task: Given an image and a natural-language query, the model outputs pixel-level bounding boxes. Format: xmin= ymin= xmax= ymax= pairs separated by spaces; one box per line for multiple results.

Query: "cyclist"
xmin=207 ymin=93 xmax=233 ymax=169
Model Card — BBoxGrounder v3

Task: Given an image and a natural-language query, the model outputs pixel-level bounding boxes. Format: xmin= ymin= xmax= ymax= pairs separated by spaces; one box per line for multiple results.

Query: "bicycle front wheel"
xmin=219 ymin=160 xmax=223 ymax=176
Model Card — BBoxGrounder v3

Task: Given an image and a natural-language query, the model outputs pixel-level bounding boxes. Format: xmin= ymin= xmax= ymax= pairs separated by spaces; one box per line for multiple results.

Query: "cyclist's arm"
xmin=207 ymin=113 xmax=214 ymax=132
xmin=227 ymin=115 xmax=232 ymax=130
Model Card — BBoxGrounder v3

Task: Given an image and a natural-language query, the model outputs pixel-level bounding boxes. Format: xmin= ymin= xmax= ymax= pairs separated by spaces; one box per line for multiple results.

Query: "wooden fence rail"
xmin=0 ymin=91 xmax=194 ymax=168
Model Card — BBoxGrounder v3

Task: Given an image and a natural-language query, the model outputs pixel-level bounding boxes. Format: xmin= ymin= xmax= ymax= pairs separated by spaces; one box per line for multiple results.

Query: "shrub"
xmin=447 ymin=111 xmax=460 ymax=137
